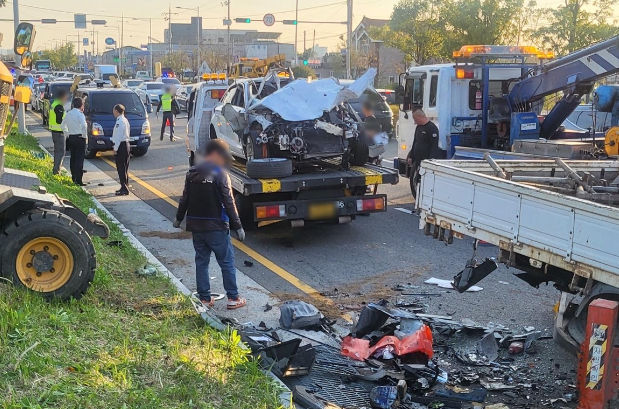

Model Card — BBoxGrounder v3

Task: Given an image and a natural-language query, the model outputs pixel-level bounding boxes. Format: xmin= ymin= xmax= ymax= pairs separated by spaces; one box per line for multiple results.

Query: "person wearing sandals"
xmin=174 ymin=139 xmax=247 ymax=310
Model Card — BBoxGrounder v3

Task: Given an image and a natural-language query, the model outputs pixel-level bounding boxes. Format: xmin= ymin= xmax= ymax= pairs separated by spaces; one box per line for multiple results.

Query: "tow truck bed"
xmin=229 ymin=160 xmax=399 ymax=225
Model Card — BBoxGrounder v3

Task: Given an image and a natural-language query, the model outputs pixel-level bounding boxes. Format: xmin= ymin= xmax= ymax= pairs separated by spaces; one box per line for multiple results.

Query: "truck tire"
xmin=131 ymin=147 xmax=148 ymax=157
xmin=84 ymin=146 xmax=97 ymax=159
xmin=349 ymin=139 xmax=370 ymax=166
xmin=0 ymin=211 xmax=96 ymax=300
xmin=246 ymin=158 xmax=293 ymax=179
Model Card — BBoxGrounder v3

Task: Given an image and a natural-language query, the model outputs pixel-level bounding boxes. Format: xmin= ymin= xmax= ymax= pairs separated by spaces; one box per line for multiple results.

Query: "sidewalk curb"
xmin=36 ymin=141 xmax=294 ymax=408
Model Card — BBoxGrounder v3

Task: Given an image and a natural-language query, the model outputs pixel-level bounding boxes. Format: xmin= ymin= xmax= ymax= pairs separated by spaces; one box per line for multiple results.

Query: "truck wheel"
xmin=349 ymin=139 xmax=370 ymax=166
xmin=84 ymin=147 xmax=97 ymax=159
xmin=0 ymin=211 xmax=96 ymax=300
xmin=131 ymin=147 xmax=148 ymax=157
xmin=246 ymin=158 xmax=293 ymax=179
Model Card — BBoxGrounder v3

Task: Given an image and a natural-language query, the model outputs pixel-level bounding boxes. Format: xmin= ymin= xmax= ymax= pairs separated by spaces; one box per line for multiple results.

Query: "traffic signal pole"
xmin=13 ymin=0 xmax=26 ymax=135
xmin=294 ymin=0 xmax=299 ymax=66
xmin=346 ymin=0 xmax=352 ymax=79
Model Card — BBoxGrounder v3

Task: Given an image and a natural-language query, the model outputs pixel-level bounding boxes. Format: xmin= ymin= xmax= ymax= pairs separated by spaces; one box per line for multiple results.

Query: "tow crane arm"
xmin=509 ymin=35 xmax=619 ymax=139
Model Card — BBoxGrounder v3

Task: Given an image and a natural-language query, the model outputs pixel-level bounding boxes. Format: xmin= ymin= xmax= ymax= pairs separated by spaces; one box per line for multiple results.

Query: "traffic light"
xmin=303 ymin=60 xmax=308 ymax=65
xmin=282 ymin=20 xmax=297 ymax=25
xmin=235 ymin=18 xmax=251 ymax=23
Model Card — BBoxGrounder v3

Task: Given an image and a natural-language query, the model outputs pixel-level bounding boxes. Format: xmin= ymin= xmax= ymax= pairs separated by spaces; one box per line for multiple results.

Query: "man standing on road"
xmin=61 ymin=97 xmax=88 ymax=186
xmin=174 ymin=139 xmax=247 ymax=310
xmin=157 ymin=86 xmax=175 ymax=141
xmin=407 ymin=108 xmax=442 ymax=176
xmin=49 ymin=89 xmax=70 ymax=175
xmin=111 ymin=104 xmax=131 ymax=196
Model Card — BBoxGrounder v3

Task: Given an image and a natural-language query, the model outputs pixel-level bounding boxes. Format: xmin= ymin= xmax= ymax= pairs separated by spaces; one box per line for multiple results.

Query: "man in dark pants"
xmin=406 ymin=109 xmax=443 ymax=197
xmin=174 ymin=140 xmax=247 ymax=310
xmin=61 ymin=97 xmax=88 ymax=185
xmin=49 ymin=89 xmax=70 ymax=175
xmin=111 ymin=104 xmax=130 ymax=196
xmin=156 ymin=86 xmax=175 ymax=141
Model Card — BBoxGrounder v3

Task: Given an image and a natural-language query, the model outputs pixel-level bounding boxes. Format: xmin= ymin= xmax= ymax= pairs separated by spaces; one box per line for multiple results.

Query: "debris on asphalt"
xmin=264 ymin=303 xmax=273 ymax=312
xmin=452 ymin=258 xmax=498 ymax=293
xmin=476 ymin=331 xmax=499 ymax=362
xmin=244 ymin=260 xmax=254 ymax=267
xmin=279 ymin=300 xmax=325 ymax=329
xmin=425 ymin=277 xmax=483 ymax=292
xmin=508 ymin=341 xmax=524 ymax=354
xmin=369 ymin=380 xmax=406 ymax=409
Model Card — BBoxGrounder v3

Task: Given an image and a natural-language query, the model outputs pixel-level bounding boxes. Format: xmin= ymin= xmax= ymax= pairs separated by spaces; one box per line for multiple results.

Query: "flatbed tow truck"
xmin=226 ymin=159 xmax=399 ymax=227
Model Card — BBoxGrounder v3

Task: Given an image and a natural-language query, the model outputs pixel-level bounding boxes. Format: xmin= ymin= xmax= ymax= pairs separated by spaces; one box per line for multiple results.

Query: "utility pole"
xmin=13 ymin=0 xmax=26 ymax=134
xmin=227 ymin=0 xmax=231 ymax=70
xmin=120 ymin=14 xmax=124 ymax=76
xmin=150 ymin=18 xmax=153 ymax=76
xmin=169 ymin=3 xmax=172 ymax=56
xmin=294 ymin=0 xmax=299 ymax=65
xmin=77 ymin=30 xmax=80 ymax=70
xmin=312 ymin=29 xmax=315 ymax=58
xmin=197 ymin=7 xmax=201 ymax=66
xmin=346 ymin=0 xmax=352 ymax=79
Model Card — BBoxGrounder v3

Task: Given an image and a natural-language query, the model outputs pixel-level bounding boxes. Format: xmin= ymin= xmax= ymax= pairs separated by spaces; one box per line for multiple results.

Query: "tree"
xmin=161 ymin=51 xmax=191 ymax=73
xmin=33 ymin=43 xmax=77 ymax=70
xmin=201 ymin=44 xmax=228 ymax=72
xmin=370 ymin=0 xmax=445 ymax=65
xmin=292 ymin=65 xmax=316 ymax=78
xmin=533 ymin=0 xmax=619 ymax=55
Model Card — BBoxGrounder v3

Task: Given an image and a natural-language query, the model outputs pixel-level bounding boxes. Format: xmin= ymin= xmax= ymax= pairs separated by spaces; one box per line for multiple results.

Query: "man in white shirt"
xmin=111 ymin=104 xmax=131 ymax=196
xmin=61 ymin=97 xmax=88 ymax=186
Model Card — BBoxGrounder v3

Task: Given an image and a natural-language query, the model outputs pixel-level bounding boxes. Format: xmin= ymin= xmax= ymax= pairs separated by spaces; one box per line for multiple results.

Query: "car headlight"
xmin=142 ymin=120 xmax=150 ymax=135
xmin=92 ymin=122 xmax=104 ymax=136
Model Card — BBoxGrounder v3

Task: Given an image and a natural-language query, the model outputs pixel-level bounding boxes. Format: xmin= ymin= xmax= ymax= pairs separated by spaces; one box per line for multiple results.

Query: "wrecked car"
xmin=210 ymin=68 xmax=377 ymax=178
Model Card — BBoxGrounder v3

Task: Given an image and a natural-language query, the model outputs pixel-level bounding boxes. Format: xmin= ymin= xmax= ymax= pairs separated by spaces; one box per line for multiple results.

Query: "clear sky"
xmin=0 ymin=0 xmax=392 ymax=54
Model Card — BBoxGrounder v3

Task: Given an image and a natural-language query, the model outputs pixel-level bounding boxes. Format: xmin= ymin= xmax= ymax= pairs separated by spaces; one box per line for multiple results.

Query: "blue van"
xmin=76 ymin=87 xmax=151 ymax=158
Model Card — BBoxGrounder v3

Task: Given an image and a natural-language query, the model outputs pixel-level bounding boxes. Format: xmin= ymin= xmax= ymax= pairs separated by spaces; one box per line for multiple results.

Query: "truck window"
xmin=468 ymin=80 xmax=504 ymax=110
xmin=402 ymin=77 xmax=424 ymax=111
xmin=221 ymin=87 xmax=237 ymax=105
xmin=231 ymin=85 xmax=245 ymax=108
xmin=429 ymin=75 xmax=438 ymax=108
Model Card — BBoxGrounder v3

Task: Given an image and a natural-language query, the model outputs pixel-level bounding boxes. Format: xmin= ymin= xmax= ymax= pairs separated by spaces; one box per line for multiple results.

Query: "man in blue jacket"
xmin=174 ymin=140 xmax=247 ymax=310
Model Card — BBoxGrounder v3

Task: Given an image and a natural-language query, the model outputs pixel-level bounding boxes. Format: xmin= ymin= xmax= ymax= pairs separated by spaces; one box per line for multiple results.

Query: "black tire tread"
xmin=0 ymin=210 xmax=96 ymax=300
xmin=246 ymin=158 xmax=293 ymax=179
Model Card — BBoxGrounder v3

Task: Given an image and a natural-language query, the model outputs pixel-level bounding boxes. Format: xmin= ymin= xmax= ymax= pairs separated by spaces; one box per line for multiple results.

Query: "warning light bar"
xmin=201 ymin=72 xmax=227 ymax=84
xmin=453 ymin=45 xmax=554 ymax=60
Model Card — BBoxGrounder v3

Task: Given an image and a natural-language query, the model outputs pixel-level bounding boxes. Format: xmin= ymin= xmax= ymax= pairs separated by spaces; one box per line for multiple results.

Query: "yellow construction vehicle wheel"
xmin=605 ymin=126 xmax=619 ymax=157
xmin=0 ymin=211 xmax=96 ymax=300
xmin=15 ymin=237 xmax=74 ymax=292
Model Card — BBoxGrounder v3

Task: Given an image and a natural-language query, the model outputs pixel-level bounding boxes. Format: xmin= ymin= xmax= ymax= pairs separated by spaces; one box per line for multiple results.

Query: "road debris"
xmin=425 ymin=277 xmax=483 ymax=292
xmin=279 ymin=300 xmax=325 ymax=329
xmin=369 ymin=380 xmax=407 ymax=408
xmin=508 ymin=341 xmax=524 ymax=354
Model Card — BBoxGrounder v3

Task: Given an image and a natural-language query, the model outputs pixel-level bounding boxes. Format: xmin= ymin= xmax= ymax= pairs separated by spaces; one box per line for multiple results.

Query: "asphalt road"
xmin=28 ymin=109 xmax=579 ymax=395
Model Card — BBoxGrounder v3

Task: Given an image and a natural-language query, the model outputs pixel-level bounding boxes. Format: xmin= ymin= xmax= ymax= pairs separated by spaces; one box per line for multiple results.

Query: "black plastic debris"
xmin=244 ymin=260 xmax=254 ymax=267
xmin=292 ymin=385 xmax=343 ymax=409
xmin=369 ymin=380 xmax=406 ymax=409
xmin=353 ymin=300 xmax=391 ymax=338
xmin=410 ymin=395 xmax=464 ymax=408
xmin=477 ymin=331 xmax=499 ymax=362
xmin=247 ymin=336 xmax=317 ymax=378
xmin=264 ymin=303 xmax=273 ymax=312
xmin=434 ymin=386 xmax=488 ymax=402
xmin=453 ymin=258 xmax=498 ymax=293
xmin=279 ymin=300 xmax=324 ymax=329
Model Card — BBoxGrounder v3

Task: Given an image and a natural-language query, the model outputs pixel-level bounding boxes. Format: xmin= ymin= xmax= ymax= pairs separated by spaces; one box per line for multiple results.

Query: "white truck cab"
xmin=187 ymin=73 xmax=229 ymax=152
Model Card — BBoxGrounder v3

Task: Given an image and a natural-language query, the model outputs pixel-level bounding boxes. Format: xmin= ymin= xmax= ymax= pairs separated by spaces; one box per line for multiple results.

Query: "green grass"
xmin=0 ymin=132 xmax=285 ymax=409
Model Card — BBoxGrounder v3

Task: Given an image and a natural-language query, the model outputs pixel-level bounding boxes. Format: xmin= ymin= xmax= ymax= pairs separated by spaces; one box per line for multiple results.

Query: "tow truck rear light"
xmin=357 ymin=198 xmax=385 ymax=212
xmin=256 ymin=205 xmax=286 ymax=219
xmin=210 ymin=89 xmax=224 ymax=99
xmin=456 ymin=68 xmax=475 ymax=79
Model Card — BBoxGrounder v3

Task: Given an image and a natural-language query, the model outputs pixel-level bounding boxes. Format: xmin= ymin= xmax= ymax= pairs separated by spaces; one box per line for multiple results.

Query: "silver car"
xmin=135 ymin=81 xmax=165 ymax=105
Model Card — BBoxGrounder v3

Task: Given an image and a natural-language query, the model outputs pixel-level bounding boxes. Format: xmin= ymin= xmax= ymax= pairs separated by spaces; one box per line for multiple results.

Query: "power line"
xmin=5 ymin=1 xmax=165 ymax=20
xmin=244 ymin=1 xmax=346 ymax=18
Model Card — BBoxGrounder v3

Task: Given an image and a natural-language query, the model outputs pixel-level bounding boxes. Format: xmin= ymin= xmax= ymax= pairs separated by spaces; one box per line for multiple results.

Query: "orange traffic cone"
xmin=166 ymin=118 xmax=170 ymax=126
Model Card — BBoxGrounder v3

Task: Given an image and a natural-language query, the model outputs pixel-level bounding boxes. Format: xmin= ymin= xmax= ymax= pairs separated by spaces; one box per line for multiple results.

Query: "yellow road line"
xmin=99 ymin=154 xmax=323 ymax=298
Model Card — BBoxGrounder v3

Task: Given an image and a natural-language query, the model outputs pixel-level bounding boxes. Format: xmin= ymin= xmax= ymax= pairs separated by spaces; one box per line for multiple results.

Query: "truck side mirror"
xmin=14 ymin=22 xmax=36 ymax=56
xmin=394 ymin=85 xmax=404 ymax=104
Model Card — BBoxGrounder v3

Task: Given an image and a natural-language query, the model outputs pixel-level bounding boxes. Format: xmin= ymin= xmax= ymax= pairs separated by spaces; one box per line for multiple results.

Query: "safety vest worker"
xmin=49 ymin=89 xmax=70 ymax=175
xmin=157 ymin=87 xmax=176 ymax=141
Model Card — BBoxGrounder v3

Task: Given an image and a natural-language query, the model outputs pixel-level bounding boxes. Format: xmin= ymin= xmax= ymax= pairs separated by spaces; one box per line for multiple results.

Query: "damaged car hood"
xmin=249 ymin=68 xmax=377 ymax=121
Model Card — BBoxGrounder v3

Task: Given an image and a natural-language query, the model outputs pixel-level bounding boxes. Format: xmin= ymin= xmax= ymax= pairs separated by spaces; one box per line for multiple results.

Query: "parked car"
xmin=135 ymin=71 xmax=150 ymax=80
xmin=136 ymin=81 xmax=165 ymax=105
xmin=343 ymin=83 xmax=395 ymax=139
xmin=122 ymin=79 xmax=144 ymax=90
xmin=31 ymin=82 xmax=46 ymax=111
xmin=565 ymin=104 xmax=613 ymax=133
xmin=375 ymin=88 xmax=397 ymax=104
xmin=76 ymin=87 xmax=151 ymax=158
xmin=176 ymin=84 xmax=196 ymax=111
xmin=212 ymin=69 xmax=374 ymax=178
xmin=41 ymin=81 xmax=73 ymax=126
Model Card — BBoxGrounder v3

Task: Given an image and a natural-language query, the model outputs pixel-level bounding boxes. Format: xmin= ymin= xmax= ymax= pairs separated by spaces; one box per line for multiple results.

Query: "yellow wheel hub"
xmin=16 ymin=237 xmax=74 ymax=292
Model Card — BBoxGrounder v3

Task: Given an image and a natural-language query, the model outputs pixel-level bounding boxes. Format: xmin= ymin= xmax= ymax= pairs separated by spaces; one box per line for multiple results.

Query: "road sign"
xmin=223 ymin=19 xmax=231 ymax=26
xmin=263 ymin=13 xmax=275 ymax=27
xmin=41 ymin=19 xmax=57 ymax=24
xmin=105 ymin=37 xmax=115 ymax=46
xmin=74 ymin=14 xmax=87 ymax=29
xmin=83 ymin=38 xmax=89 ymax=46
xmin=282 ymin=20 xmax=297 ymax=25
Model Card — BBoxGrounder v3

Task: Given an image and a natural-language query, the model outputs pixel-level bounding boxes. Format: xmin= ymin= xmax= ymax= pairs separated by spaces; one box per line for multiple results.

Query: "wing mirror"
xmin=14 ymin=23 xmax=36 ymax=57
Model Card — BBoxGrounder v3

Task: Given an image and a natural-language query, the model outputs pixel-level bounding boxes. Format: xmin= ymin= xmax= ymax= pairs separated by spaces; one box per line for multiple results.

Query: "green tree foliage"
xmin=33 ymin=43 xmax=77 ymax=70
xmin=533 ymin=0 xmax=619 ymax=55
xmin=292 ymin=64 xmax=316 ymax=78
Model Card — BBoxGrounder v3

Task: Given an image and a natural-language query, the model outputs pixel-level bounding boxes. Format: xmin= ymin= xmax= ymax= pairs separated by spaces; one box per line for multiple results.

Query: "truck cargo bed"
xmin=417 ymin=159 xmax=619 ymax=289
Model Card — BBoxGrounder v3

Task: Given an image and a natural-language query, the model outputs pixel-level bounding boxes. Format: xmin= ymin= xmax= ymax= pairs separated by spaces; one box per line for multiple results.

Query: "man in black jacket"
xmin=174 ymin=140 xmax=247 ymax=310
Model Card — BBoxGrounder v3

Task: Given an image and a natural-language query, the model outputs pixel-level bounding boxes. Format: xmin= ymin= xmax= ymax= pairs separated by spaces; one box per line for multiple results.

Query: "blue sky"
xmin=1 ymin=0 xmax=390 ymax=53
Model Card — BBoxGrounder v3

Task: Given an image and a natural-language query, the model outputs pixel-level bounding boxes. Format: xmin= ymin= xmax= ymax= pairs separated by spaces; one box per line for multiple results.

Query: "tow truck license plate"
xmin=130 ymin=136 xmax=139 ymax=141
xmin=308 ymin=202 xmax=336 ymax=220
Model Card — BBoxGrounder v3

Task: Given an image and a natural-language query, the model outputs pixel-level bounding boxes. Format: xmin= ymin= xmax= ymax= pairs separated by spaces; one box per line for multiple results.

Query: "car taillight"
xmin=210 ymin=89 xmax=224 ymax=100
xmin=356 ymin=198 xmax=385 ymax=212
xmin=255 ymin=205 xmax=286 ymax=219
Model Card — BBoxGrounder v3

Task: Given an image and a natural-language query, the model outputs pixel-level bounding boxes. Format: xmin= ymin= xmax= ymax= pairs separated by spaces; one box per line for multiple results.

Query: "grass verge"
xmin=0 ymin=131 xmax=284 ymax=409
